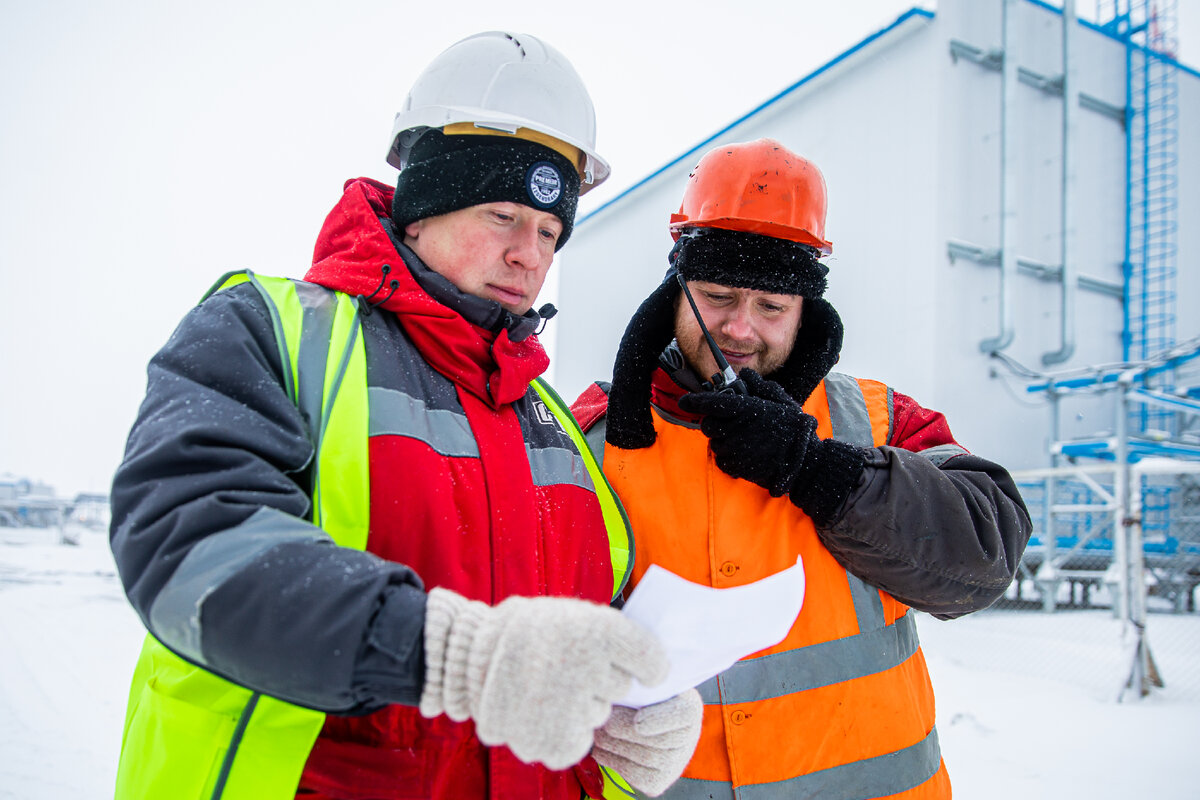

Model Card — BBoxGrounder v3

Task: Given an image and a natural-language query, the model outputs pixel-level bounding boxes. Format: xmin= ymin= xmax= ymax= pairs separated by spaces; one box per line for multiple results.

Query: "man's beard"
xmin=676 ymin=330 xmax=788 ymax=381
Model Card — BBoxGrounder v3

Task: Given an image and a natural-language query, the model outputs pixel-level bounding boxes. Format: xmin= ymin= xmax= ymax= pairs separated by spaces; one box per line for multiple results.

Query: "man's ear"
xmin=403 ymin=219 xmax=423 ymax=241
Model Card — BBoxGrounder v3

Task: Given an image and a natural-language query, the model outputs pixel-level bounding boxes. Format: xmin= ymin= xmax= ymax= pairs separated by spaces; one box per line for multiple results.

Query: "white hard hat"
xmin=387 ymin=31 xmax=610 ymax=193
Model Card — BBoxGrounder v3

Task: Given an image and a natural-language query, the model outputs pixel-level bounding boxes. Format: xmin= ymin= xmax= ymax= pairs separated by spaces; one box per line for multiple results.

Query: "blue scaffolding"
xmin=1096 ymin=0 xmax=1181 ymax=434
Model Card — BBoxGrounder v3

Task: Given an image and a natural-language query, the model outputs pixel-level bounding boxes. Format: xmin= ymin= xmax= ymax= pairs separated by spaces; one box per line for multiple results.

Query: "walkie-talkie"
xmin=676 ymin=273 xmax=747 ymax=395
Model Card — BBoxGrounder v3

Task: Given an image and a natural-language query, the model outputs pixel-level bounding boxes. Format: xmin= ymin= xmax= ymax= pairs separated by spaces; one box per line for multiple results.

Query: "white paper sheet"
xmin=617 ymin=556 xmax=805 ymax=708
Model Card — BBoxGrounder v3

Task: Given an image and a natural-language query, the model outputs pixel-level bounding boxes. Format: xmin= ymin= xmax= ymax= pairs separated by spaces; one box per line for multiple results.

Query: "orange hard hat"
xmin=669 ymin=138 xmax=832 ymax=255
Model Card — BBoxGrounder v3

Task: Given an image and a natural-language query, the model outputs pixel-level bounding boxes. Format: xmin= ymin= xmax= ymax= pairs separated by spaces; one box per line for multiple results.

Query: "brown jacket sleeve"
xmin=816 ymin=391 xmax=1032 ymax=619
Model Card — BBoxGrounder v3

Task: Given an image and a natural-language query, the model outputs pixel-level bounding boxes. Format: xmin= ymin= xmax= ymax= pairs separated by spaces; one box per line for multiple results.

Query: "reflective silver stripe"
xmin=698 ymin=612 xmax=919 ymax=704
xmin=584 ymin=418 xmax=607 ymax=468
xmin=654 ymin=404 xmax=702 ymax=429
xmin=919 ymin=443 xmax=970 ymax=467
xmin=824 ymin=373 xmax=872 ymax=446
xmin=294 ymin=281 xmax=336 ymax=438
xmin=367 ymin=386 xmax=479 ymax=457
xmin=525 ymin=444 xmax=595 ymax=490
xmin=826 ymin=375 xmax=888 ymax=632
xmin=653 ymin=777 xmax=734 ymax=799
xmin=742 ymin=726 xmax=941 ymax=800
xmin=885 ymin=385 xmax=895 ymax=442
xmin=651 ymin=726 xmax=940 ymax=800
xmin=147 ymin=507 xmax=331 ymax=661
xmin=846 ymin=571 xmax=886 ymax=632
xmin=696 ymin=674 xmax=722 ymax=704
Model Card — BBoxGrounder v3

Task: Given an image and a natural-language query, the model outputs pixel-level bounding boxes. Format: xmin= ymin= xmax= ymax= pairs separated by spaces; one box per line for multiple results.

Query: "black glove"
xmin=678 ymin=369 xmax=868 ymax=526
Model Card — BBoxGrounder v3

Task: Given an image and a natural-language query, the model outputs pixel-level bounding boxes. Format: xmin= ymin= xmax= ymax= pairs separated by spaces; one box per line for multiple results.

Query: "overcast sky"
xmin=2 ymin=0 xmax=1196 ymax=496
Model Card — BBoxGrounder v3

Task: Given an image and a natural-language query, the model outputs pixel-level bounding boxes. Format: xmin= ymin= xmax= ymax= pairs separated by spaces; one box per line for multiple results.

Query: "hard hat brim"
xmin=669 ymin=216 xmax=833 ymax=256
xmin=388 ymin=108 xmax=611 ymax=191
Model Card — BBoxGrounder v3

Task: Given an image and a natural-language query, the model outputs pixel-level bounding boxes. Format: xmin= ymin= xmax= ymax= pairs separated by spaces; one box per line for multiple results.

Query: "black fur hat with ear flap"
xmin=670 ymin=227 xmax=829 ymax=298
xmin=605 ymin=269 xmax=682 ymax=449
xmin=770 ymin=296 xmax=844 ymax=406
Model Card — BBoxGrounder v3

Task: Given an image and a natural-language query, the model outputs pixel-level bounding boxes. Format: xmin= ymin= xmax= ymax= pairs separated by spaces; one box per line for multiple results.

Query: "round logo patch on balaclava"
xmin=526 ymin=161 xmax=563 ymax=208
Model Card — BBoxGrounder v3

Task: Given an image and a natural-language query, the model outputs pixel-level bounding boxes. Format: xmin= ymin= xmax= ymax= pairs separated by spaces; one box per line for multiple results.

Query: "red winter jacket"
xmin=303 ymin=178 xmax=613 ymax=799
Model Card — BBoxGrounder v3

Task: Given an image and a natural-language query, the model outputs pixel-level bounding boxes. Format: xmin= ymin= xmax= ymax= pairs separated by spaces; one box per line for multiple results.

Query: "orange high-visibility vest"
xmin=604 ymin=374 xmax=951 ymax=799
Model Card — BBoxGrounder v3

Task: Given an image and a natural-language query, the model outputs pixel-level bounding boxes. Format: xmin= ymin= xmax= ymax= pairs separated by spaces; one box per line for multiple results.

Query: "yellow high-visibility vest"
xmin=115 ymin=271 xmax=631 ymax=799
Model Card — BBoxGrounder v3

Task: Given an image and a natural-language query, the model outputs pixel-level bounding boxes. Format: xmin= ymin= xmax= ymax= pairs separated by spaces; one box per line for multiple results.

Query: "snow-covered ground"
xmin=2 ymin=526 xmax=1197 ymax=799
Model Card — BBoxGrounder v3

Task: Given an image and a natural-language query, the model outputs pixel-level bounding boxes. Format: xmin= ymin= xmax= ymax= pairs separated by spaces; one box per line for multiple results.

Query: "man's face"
xmin=674 ymin=280 xmax=804 ymax=380
xmin=403 ymin=201 xmax=563 ymax=314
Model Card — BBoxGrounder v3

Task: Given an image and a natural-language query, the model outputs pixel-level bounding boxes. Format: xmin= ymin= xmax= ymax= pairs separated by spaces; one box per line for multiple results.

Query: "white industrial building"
xmin=552 ymin=0 xmax=1198 ymax=476
xmin=550 ymin=0 xmax=1199 ymax=651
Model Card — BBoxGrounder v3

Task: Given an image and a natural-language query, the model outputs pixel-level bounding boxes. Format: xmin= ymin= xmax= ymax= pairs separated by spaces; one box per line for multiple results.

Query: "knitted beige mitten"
xmin=421 ymin=587 xmax=668 ymax=770
xmin=593 ymin=689 xmax=704 ymax=796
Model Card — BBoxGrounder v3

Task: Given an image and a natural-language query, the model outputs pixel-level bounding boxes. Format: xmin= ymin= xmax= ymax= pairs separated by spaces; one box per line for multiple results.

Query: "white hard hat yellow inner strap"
xmin=442 ymin=122 xmax=585 ymax=179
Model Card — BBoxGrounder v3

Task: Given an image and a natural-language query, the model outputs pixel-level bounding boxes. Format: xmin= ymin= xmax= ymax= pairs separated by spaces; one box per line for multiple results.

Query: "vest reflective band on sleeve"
xmin=148 ymin=508 xmax=334 ymax=662
xmin=917 ymin=443 xmax=971 ymax=466
xmin=532 ymin=378 xmax=633 ymax=601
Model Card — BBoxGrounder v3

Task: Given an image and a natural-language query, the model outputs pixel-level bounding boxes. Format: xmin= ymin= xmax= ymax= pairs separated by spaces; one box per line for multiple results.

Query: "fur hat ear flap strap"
xmin=605 ymin=271 xmax=682 ymax=449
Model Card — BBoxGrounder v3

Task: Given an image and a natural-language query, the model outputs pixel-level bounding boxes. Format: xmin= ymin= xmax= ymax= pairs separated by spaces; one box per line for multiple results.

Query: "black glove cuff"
xmin=788 ymin=438 xmax=868 ymax=527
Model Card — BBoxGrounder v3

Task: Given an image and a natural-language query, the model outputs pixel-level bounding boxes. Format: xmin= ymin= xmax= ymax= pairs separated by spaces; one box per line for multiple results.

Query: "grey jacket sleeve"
xmin=817 ymin=446 xmax=1032 ymax=620
xmin=110 ymin=284 xmax=426 ymax=714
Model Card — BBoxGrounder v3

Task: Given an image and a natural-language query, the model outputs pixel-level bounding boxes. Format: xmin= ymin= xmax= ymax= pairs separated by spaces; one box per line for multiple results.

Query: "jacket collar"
xmin=649 ymin=346 xmax=704 ymax=426
xmin=382 ymin=224 xmax=545 ymax=344
xmin=303 ymin=178 xmax=548 ymax=407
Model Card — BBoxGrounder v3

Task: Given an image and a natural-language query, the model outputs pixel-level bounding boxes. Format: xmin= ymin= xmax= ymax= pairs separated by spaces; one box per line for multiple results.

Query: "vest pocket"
xmin=116 ymin=676 xmax=237 ymax=799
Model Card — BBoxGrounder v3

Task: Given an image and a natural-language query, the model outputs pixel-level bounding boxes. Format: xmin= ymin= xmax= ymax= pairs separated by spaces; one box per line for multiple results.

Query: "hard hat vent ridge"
xmin=388 ymin=31 xmax=609 ymax=192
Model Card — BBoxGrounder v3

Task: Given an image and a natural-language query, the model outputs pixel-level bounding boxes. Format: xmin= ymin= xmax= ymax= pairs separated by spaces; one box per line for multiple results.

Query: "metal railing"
xmin=1011 ymin=458 xmax=1200 ymax=698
